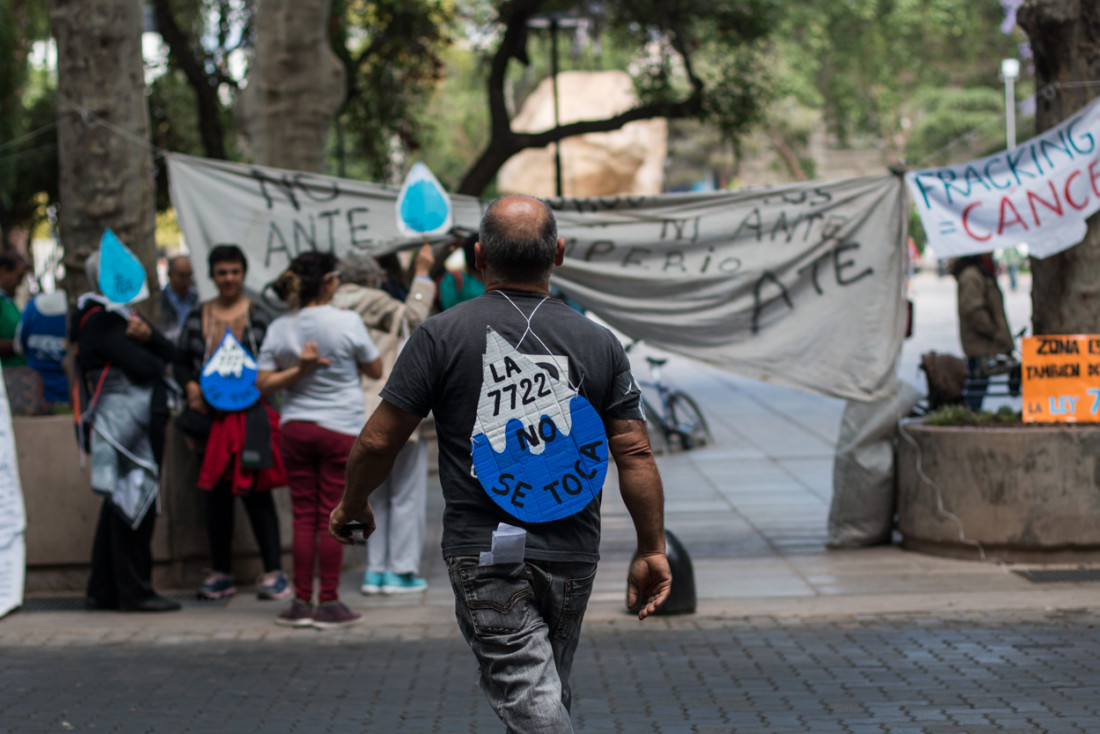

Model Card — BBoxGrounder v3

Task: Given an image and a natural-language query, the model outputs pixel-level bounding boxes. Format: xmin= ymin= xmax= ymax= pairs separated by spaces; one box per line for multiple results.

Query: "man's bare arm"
xmin=329 ymin=400 xmax=421 ymax=544
xmin=608 ymin=417 xmax=671 ymax=620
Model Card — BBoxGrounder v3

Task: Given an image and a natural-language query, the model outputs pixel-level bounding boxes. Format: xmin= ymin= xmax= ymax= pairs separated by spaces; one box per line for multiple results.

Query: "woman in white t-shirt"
xmin=257 ymin=251 xmax=382 ymax=629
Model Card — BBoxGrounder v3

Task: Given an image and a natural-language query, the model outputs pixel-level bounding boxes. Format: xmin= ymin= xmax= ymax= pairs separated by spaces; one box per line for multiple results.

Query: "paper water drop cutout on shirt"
xmin=98 ymin=229 xmax=149 ymax=305
xmin=200 ymin=328 xmax=260 ymax=412
xmin=470 ymin=328 xmax=608 ymax=524
xmin=396 ymin=162 xmax=453 ymax=237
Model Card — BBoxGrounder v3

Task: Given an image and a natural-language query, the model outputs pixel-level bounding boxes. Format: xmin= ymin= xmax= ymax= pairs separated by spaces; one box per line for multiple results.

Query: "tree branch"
xmin=487 ymin=0 xmax=543 ymax=141
xmin=457 ymin=92 xmax=704 ymax=196
xmin=151 ymin=0 xmax=227 ymax=159
xmin=518 ymin=95 xmax=704 ymax=149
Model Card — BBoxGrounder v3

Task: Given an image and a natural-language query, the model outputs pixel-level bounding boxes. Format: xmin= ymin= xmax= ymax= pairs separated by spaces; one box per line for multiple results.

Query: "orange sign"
xmin=1022 ymin=334 xmax=1100 ymax=423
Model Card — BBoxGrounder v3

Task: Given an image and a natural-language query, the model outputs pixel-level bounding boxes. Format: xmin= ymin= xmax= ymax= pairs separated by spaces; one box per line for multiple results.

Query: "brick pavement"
xmin=4 ymin=608 xmax=1100 ymax=733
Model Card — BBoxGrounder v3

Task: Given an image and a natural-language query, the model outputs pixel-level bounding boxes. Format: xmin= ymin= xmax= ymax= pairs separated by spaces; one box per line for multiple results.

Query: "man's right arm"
xmin=608 ymin=417 xmax=672 ymax=620
xmin=329 ymin=399 xmax=422 ymax=543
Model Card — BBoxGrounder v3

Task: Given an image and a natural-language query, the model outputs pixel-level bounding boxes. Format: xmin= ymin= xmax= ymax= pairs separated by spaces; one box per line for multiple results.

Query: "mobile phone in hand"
xmin=341 ymin=521 xmax=368 ymax=545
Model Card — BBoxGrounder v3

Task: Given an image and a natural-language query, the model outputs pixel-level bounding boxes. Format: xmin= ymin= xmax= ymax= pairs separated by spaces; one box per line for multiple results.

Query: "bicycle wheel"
xmin=642 ymin=397 xmax=672 ymax=455
xmin=667 ymin=391 xmax=713 ymax=450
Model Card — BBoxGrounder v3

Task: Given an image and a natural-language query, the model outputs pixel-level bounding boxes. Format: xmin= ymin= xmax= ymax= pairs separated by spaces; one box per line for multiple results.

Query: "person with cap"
xmin=331 ymin=244 xmax=436 ymax=595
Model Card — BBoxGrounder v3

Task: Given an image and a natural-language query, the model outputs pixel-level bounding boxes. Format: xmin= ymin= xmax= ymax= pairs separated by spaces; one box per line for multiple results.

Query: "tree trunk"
xmin=1 ymin=0 xmax=30 ymax=250
xmin=237 ymin=0 xmax=345 ymax=173
xmin=1018 ymin=0 xmax=1100 ymax=335
xmin=49 ymin=0 xmax=158 ymax=319
xmin=458 ymin=133 xmax=521 ymax=196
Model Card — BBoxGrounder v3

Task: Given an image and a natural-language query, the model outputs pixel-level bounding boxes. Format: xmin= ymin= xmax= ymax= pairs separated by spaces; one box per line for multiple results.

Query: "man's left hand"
xmin=627 ymin=552 xmax=672 ymax=620
xmin=329 ymin=501 xmax=375 ymax=546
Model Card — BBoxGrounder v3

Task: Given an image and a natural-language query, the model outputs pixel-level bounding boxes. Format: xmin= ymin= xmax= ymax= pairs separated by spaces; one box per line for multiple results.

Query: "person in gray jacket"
xmin=331 ymin=244 xmax=436 ymax=594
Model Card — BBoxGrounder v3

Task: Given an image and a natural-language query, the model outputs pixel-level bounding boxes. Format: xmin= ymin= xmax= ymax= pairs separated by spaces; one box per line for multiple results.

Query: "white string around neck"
xmin=493 ymin=290 xmax=581 ymax=392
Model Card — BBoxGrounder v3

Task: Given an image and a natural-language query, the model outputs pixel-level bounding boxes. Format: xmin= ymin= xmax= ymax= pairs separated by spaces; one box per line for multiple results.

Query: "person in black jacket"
xmin=74 ymin=252 xmax=179 ymax=613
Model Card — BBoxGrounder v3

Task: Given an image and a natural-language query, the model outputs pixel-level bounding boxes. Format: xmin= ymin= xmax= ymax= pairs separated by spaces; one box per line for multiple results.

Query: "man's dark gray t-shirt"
xmin=380 ymin=289 xmax=641 ymax=563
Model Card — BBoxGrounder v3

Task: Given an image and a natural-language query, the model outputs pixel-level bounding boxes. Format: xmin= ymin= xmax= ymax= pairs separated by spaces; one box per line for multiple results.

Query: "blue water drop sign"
xmin=99 ymin=229 xmax=148 ymax=304
xmin=470 ymin=329 xmax=608 ymax=524
xmin=396 ymin=162 xmax=453 ymax=237
xmin=200 ymin=328 xmax=260 ymax=412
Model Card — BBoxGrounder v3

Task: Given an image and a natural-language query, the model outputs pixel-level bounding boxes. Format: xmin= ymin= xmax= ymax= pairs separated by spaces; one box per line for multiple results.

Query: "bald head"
xmin=478 ymin=195 xmax=559 ymax=286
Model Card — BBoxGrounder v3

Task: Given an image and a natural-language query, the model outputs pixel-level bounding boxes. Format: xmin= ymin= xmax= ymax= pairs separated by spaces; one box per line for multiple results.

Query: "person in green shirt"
xmin=438 ymin=233 xmax=485 ymax=309
xmin=0 ymin=253 xmax=28 ymax=368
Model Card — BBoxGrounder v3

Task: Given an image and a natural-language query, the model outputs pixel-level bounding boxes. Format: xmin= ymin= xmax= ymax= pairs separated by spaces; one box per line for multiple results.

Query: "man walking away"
xmin=331 ymin=195 xmax=671 ymax=732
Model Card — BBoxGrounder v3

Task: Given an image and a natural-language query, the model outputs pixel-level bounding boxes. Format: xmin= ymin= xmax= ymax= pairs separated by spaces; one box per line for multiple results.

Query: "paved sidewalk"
xmin=5 ymin=609 xmax=1100 ymax=733
xmin=4 ymin=270 xmax=1100 ymax=733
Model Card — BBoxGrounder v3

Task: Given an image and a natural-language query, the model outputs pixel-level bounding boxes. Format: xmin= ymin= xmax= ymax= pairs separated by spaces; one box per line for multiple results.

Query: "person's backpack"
xmin=919 ymin=351 xmax=968 ymax=410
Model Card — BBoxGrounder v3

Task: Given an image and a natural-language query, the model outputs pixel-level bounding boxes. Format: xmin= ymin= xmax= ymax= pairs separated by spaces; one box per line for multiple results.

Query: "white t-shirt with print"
xmin=258 ymin=305 xmax=379 ymax=436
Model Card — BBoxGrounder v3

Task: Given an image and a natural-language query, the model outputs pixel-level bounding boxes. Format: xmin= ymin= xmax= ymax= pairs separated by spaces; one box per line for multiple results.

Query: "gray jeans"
xmin=447 ymin=556 xmax=598 ymax=733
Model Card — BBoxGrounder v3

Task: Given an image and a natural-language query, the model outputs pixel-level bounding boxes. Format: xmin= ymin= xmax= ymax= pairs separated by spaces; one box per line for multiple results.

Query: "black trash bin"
xmin=626 ymin=528 xmax=696 ymax=615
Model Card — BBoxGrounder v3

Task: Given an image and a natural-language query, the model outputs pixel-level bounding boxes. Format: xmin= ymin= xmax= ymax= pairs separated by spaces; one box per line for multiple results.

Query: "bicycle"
xmin=625 ymin=342 xmax=713 ymax=453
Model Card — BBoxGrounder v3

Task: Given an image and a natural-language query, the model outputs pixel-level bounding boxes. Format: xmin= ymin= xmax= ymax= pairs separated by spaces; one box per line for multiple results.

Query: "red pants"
xmin=278 ymin=421 xmax=357 ymax=604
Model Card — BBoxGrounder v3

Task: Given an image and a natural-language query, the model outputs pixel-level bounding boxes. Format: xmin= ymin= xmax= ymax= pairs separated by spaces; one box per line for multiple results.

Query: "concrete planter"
xmin=16 ymin=415 xmax=292 ymax=593
xmin=16 ymin=414 xmax=439 ymax=593
xmin=897 ymin=419 xmax=1100 ymax=562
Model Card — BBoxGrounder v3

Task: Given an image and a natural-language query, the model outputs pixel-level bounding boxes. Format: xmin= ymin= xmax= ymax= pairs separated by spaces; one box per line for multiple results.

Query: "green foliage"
xmin=769 ymin=0 xmax=1026 ymax=168
xmin=923 ymin=404 xmax=1022 ymax=426
xmin=332 ymin=0 xmax=457 ymax=183
xmin=605 ymin=0 xmax=779 ymax=132
xmin=904 ymin=87 xmax=1012 ymax=167
xmin=909 ymin=205 xmax=927 ymax=253
xmin=412 ymin=45 xmax=491 ymax=192
xmin=0 ymin=0 xmax=55 ymax=243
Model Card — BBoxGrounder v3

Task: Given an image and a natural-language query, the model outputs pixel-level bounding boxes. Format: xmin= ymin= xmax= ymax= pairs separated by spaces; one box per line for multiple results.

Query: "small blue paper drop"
xmin=99 ymin=229 xmax=146 ymax=304
xmin=200 ymin=328 xmax=261 ymax=412
xmin=400 ymin=180 xmax=450 ymax=233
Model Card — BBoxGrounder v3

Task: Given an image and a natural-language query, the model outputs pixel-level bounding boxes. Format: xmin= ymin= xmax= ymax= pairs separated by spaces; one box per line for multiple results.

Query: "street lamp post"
xmin=1002 ymin=58 xmax=1020 ymax=150
xmin=528 ymin=12 xmax=581 ymax=198
xmin=549 ymin=16 xmax=563 ymax=198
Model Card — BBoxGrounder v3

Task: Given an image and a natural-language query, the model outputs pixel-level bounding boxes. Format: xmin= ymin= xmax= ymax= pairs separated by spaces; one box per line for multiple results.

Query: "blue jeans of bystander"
xmin=447 ymin=556 xmax=597 ymax=734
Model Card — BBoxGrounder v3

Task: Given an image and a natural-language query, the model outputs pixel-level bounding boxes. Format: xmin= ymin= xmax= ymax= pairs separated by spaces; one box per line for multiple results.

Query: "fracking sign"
xmin=1022 ymin=334 xmax=1100 ymax=423
xmin=906 ymin=96 xmax=1100 ymax=260
xmin=168 ymin=154 xmax=908 ymax=402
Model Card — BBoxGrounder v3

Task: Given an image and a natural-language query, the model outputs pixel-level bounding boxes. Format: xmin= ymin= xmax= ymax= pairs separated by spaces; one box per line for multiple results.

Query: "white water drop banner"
xmin=168 ymin=153 xmax=907 ymax=402
xmin=0 ymin=367 xmax=26 ymax=618
xmin=472 ymin=329 xmax=608 ymax=523
xmin=907 ymin=95 xmax=1100 ymax=260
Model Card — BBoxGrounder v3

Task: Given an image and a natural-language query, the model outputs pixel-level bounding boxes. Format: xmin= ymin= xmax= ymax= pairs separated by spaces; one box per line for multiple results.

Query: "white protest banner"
xmin=906 ymin=96 xmax=1100 ymax=259
xmin=168 ymin=154 xmax=907 ymax=402
xmin=0 ymin=367 xmax=27 ymax=618
xmin=550 ymin=176 xmax=908 ymax=401
xmin=166 ymin=153 xmax=483 ymax=301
